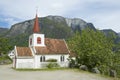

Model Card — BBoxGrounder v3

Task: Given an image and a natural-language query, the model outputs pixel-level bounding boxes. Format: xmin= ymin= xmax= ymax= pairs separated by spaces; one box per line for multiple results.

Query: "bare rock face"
xmin=5 ymin=15 xmax=96 ymax=37
xmin=65 ymin=18 xmax=94 ymax=31
xmin=91 ymin=67 xmax=100 ymax=74
xmin=65 ymin=18 xmax=86 ymax=27
xmin=79 ymin=65 xmax=88 ymax=71
xmin=109 ymin=69 xmax=117 ymax=77
xmin=46 ymin=16 xmax=65 ymax=23
xmin=118 ymin=33 xmax=120 ymax=37
xmin=6 ymin=20 xmax=34 ymax=37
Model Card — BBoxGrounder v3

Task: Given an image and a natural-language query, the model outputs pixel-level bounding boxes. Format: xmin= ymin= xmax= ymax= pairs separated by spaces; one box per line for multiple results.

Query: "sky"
xmin=0 ymin=0 xmax=120 ymax=32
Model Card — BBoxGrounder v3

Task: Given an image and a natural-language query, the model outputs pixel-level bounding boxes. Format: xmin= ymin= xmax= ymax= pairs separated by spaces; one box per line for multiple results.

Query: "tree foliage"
xmin=0 ymin=37 xmax=12 ymax=64
xmin=68 ymin=28 xmax=115 ymax=73
xmin=0 ymin=38 xmax=12 ymax=54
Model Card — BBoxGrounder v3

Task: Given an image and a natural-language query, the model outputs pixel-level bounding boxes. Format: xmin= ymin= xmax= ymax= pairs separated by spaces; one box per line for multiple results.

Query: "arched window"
xmin=60 ymin=56 xmax=64 ymax=62
xmin=43 ymin=56 xmax=45 ymax=62
xmin=40 ymin=56 xmax=46 ymax=62
xmin=63 ymin=56 xmax=64 ymax=61
xmin=37 ymin=37 xmax=41 ymax=44
xmin=30 ymin=39 xmax=32 ymax=45
xmin=60 ymin=56 xmax=62 ymax=62
xmin=40 ymin=56 xmax=42 ymax=62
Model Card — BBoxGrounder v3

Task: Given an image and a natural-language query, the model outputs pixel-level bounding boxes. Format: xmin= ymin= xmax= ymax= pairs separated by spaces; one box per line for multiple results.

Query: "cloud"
xmin=0 ymin=0 xmax=120 ymax=32
xmin=64 ymin=0 xmax=120 ymax=32
xmin=0 ymin=0 xmax=81 ymax=28
xmin=0 ymin=0 xmax=80 ymax=19
xmin=89 ymin=11 xmax=120 ymax=32
xmin=4 ymin=17 xmax=20 ymax=27
xmin=0 ymin=14 xmax=21 ymax=28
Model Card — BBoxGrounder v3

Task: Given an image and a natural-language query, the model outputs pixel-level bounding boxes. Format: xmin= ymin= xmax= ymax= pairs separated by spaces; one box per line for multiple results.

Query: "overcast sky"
xmin=0 ymin=0 xmax=120 ymax=32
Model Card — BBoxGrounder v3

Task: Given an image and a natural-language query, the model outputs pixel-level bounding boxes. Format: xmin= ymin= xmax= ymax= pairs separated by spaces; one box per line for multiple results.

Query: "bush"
xmin=46 ymin=59 xmax=57 ymax=62
xmin=0 ymin=55 xmax=12 ymax=65
xmin=67 ymin=28 xmax=119 ymax=77
xmin=69 ymin=59 xmax=75 ymax=68
xmin=46 ymin=63 xmax=59 ymax=68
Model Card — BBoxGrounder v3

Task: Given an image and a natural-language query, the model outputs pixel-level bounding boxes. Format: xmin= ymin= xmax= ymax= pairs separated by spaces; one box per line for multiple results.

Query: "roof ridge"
xmin=45 ymin=38 xmax=64 ymax=41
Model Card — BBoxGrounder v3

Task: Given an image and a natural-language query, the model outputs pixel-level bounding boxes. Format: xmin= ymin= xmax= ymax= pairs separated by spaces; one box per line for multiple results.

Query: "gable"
xmin=35 ymin=38 xmax=69 ymax=55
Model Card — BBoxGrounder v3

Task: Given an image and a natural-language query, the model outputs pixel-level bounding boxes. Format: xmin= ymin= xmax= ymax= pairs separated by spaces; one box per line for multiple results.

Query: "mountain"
xmin=0 ymin=16 xmax=95 ymax=47
xmin=118 ymin=33 xmax=120 ymax=37
xmin=0 ymin=28 xmax=9 ymax=36
xmin=101 ymin=29 xmax=118 ymax=37
xmin=101 ymin=29 xmax=120 ymax=44
xmin=5 ymin=16 xmax=96 ymax=38
xmin=0 ymin=15 xmax=120 ymax=47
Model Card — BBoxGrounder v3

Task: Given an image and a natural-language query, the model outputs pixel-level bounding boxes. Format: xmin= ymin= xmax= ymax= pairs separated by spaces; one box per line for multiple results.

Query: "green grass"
xmin=13 ymin=66 xmax=120 ymax=80
xmin=14 ymin=67 xmax=120 ymax=80
xmin=75 ymin=69 xmax=120 ymax=80
xmin=15 ymin=67 xmax=76 ymax=71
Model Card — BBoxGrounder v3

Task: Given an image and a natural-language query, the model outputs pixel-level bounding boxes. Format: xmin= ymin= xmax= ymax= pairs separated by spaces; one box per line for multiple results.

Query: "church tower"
xmin=29 ymin=14 xmax=45 ymax=47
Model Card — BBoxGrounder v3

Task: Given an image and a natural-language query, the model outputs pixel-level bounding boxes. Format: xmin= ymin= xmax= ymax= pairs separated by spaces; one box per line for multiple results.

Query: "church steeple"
xmin=33 ymin=14 xmax=40 ymax=33
xmin=29 ymin=13 xmax=45 ymax=47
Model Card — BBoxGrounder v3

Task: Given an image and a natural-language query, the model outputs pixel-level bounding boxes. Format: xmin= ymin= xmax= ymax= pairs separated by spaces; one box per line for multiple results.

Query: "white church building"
xmin=12 ymin=14 xmax=74 ymax=69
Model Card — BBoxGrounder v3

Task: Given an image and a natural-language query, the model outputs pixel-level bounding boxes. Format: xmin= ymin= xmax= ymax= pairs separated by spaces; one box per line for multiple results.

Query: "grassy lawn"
xmin=14 ymin=67 xmax=120 ymax=80
xmin=15 ymin=67 xmax=75 ymax=71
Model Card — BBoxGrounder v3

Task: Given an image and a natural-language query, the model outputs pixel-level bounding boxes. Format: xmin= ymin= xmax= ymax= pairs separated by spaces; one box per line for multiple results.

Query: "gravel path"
xmin=0 ymin=64 xmax=118 ymax=80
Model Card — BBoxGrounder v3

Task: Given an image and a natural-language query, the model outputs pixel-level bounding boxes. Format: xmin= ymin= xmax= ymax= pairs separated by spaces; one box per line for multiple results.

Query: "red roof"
xmin=16 ymin=38 xmax=70 ymax=57
xmin=33 ymin=14 xmax=40 ymax=33
xmin=16 ymin=47 xmax=33 ymax=57
xmin=35 ymin=38 xmax=69 ymax=55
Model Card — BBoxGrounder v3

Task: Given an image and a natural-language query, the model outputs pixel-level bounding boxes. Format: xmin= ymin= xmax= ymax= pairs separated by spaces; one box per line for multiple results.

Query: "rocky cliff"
xmin=0 ymin=15 xmax=120 ymax=47
xmin=5 ymin=15 xmax=96 ymax=38
xmin=118 ymin=33 xmax=120 ymax=37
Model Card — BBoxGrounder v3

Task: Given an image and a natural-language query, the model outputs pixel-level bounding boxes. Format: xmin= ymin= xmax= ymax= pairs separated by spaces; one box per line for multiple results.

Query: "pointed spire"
xmin=33 ymin=13 xmax=40 ymax=33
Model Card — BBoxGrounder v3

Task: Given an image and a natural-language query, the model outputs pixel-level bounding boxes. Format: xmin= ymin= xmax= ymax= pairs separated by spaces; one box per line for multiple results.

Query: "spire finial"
xmin=33 ymin=8 xmax=40 ymax=33
xmin=36 ymin=6 xmax=38 ymax=14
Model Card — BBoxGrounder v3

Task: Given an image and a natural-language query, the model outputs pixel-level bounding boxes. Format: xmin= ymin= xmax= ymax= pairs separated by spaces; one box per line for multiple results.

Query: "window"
xmin=60 ymin=56 xmax=62 ymax=62
xmin=40 ymin=56 xmax=45 ymax=62
xmin=40 ymin=56 xmax=42 ymax=62
xmin=30 ymin=39 xmax=32 ymax=45
xmin=60 ymin=56 xmax=64 ymax=62
xmin=43 ymin=56 xmax=45 ymax=62
xmin=37 ymin=37 xmax=41 ymax=44
xmin=63 ymin=56 xmax=64 ymax=61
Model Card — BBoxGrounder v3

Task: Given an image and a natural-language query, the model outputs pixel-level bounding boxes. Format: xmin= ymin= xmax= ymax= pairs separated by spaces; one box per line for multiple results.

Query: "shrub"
xmin=68 ymin=58 xmax=77 ymax=68
xmin=46 ymin=63 xmax=59 ymax=68
xmin=46 ymin=59 xmax=57 ymax=62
